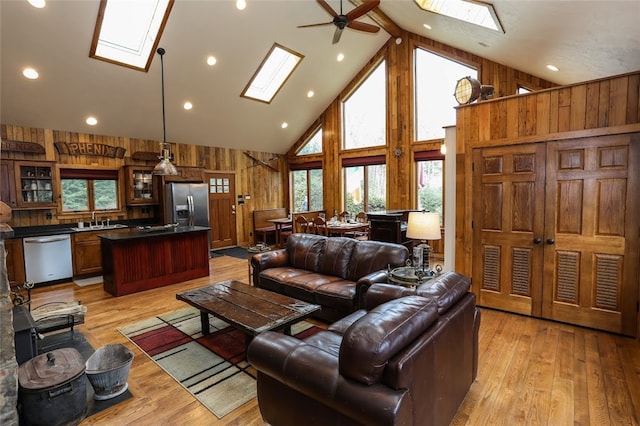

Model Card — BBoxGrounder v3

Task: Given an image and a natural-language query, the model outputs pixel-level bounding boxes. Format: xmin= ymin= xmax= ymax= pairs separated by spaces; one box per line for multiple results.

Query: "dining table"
xmin=325 ymin=221 xmax=369 ymax=236
xmin=269 ymin=217 xmax=292 ymax=247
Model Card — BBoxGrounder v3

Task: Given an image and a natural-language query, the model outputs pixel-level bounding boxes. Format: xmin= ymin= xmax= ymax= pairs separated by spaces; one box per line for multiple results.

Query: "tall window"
xmin=415 ymin=151 xmax=444 ymax=224
xmin=415 ymin=48 xmax=476 ymax=141
xmin=61 ymin=169 xmax=119 ymax=212
xmin=291 ymin=163 xmax=323 ymax=212
xmin=343 ymin=156 xmax=386 ymax=214
xmin=343 ymin=60 xmax=386 ymax=150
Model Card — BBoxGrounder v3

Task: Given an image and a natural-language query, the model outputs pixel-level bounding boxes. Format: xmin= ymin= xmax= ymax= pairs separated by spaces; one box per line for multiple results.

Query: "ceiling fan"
xmin=298 ymin=0 xmax=381 ymax=44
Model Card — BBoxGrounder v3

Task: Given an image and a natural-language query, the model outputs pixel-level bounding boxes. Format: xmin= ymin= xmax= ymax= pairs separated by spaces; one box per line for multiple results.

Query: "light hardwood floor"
xmin=26 ymin=255 xmax=640 ymax=425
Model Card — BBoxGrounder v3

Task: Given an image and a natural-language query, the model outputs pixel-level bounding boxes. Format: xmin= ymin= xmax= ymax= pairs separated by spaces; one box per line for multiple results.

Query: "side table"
xmin=387 ymin=266 xmax=442 ymax=287
xmin=247 ymin=245 xmax=274 ymax=284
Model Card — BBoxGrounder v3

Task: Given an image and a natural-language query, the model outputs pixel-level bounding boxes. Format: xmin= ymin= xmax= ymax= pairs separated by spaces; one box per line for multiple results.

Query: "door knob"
xmin=546 ymin=238 xmax=555 ymax=245
xmin=533 ymin=238 xmax=542 ymax=244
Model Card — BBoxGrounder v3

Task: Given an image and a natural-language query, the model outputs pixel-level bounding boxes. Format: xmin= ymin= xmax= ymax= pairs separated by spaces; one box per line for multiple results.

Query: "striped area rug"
xmin=118 ymin=306 xmax=318 ymax=418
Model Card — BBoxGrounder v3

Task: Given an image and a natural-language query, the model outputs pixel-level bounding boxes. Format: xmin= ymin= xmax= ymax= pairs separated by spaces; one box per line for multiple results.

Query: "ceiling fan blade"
xmin=316 ymin=0 xmax=338 ymax=18
xmin=332 ymin=27 xmax=344 ymax=44
xmin=297 ymin=22 xmax=333 ymax=28
xmin=347 ymin=20 xmax=380 ymax=33
xmin=345 ymin=0 xmax=380 ymax=21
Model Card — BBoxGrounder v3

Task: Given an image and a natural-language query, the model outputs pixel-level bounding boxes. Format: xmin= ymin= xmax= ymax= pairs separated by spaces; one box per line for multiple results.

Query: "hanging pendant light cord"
xmin=158 ymin=47 xmax=167 ymax=150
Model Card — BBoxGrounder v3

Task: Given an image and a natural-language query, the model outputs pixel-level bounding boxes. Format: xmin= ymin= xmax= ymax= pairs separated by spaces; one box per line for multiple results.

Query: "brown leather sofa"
xmin=250 ymin=233 xmax=409 ymax=322
xmin=247 ymin=271 xmax=480 ymax=426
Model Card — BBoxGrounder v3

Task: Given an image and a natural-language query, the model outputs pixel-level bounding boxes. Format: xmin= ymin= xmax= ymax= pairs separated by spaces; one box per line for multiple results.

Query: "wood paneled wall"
xmin=286 ymin=30 xmax=558 ymax=213
xmin=1 ymin=125 xmax=286 ymax=245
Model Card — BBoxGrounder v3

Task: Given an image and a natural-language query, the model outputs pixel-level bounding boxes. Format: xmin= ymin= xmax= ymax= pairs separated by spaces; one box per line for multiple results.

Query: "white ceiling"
xmin=2 ymin=0 xmax=639 ymax=155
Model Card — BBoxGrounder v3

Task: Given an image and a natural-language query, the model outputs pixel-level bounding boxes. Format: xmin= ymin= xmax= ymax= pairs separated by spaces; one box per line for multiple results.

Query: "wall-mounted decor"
xmin=54 ymin=142 xmax=126 ymax=158
xmin=1 ymin=140 xmax=45 ymax=154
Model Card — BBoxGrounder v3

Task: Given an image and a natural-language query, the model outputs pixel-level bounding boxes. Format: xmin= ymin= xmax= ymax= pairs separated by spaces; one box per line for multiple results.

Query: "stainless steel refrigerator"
xmin=164 ymin=182 xmax=210 ymax=227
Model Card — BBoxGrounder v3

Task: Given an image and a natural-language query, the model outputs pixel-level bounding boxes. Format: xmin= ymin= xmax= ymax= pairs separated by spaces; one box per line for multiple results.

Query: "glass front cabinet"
xmin=125 ymin=166 xmax=158 ymax=205
xmin=14 ymin=161 xmax=58 ymax=209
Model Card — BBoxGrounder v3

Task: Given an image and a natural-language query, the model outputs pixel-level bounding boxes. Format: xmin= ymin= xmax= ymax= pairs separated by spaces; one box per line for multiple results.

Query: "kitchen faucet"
xmin=92 ymin=211 xmax=97 ymax=227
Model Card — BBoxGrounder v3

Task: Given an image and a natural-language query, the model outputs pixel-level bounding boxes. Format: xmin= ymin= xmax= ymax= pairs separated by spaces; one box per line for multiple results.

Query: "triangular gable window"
xmin=297 ymin=128 xmax=323 ymax=156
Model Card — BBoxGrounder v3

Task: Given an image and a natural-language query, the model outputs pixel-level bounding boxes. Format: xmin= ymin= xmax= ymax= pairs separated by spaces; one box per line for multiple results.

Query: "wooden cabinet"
xmin=471 ymin=135 xmax=639 ymax=336
xmin=368 ymin=211 xmax=413 ymax=248
xmin=0 ymin=160 xmax=17 ymax=208
xmin=124 ymin=166 xmax=157 ymax=205
xmin=72 ymin=228 xmax=130 ymax=277
xmin=4 ymin=238 xmax=25 ymax=284
xmin=101 ymin=228 xmax=209 ymax=296
xmin=14 ymin=161 xmax=57 ymax=209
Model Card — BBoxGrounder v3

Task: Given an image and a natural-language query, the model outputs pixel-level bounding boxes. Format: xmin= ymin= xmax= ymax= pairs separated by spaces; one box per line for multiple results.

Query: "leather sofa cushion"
xmin=286 ymin=234 xmax=326 ymax=272
xmin=339 ymin=295 xmax=438 ymax=385
xmin=318 ymin=237 xmax=357 ymax=279
xmin=416 ymin=271 xmax=471 ymax=314
xmin=347 ymin=241 xmax=409 ymax=282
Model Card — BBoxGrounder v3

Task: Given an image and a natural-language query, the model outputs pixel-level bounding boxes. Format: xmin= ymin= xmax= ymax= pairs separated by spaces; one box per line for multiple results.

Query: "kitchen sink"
xmin=70 ymin=224 xmax=128 ymax=232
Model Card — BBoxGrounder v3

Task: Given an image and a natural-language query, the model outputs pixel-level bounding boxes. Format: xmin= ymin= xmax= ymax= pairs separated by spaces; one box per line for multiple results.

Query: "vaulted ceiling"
xmin=2 ymin=0 xmax=639 ymax=155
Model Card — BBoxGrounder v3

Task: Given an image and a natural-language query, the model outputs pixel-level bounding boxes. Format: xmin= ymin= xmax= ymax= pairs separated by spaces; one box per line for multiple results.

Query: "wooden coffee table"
xmin=176 ymin=280 xmax=320 ymax=346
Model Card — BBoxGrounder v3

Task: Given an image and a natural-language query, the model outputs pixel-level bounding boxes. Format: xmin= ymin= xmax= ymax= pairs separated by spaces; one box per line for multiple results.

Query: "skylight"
xmin=241 ymin=43 xmax=304 ymax=104
xmin=414 ymin=0 xmax=504 ymax=33
xmin=90 ymin=0 xmax=174 ymax=71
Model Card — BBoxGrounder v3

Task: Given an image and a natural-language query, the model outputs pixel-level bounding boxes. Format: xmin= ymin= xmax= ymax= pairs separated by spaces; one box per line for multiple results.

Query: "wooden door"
xmin=472 ymin=144 xmax=546 ymax=316
xmin=473 ymin=134 xmax=639 ymax=335
xmin=543 ymin=135 xmax=639 ymax=335
xmin=206 ymin=172 xmax=237 ymax=249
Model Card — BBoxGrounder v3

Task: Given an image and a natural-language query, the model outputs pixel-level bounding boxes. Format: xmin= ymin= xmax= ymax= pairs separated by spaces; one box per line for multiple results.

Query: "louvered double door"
xmin=472 ymin=134 xmax=639 ymax=335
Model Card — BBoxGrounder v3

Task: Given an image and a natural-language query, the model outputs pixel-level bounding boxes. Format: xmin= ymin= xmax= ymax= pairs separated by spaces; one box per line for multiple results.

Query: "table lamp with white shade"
xmin=406 ymin=211 xmax=441 ymax=276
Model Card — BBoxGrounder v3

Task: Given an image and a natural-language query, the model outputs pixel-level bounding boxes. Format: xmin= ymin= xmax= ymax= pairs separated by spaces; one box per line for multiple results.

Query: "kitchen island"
xmin=100 ymin=225 xmax=210 ymax=296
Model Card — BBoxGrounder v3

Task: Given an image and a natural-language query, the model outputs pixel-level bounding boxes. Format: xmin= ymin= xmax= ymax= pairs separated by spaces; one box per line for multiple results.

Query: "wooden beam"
xmin=349 ymin=0 xmax=403 ymax=39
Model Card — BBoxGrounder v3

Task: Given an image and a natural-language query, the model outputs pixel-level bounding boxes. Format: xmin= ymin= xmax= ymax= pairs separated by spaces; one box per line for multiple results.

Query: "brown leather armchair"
xmin=247 ymin=272 xmax=480 ymax=426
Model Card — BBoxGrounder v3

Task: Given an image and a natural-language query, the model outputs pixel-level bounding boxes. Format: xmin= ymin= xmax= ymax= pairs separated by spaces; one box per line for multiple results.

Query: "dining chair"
xmin=313 ymin=216 xmax=328 ymax=236
xmin=293 ymin=215 xmax=309 ymax=233
xmin=347 ymin=211 xmax=369 ymax=240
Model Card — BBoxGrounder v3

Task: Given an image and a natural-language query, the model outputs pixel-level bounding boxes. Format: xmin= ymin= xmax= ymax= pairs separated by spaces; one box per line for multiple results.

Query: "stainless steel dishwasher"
xmin=23 ymin=234 xmax=73 ymax=284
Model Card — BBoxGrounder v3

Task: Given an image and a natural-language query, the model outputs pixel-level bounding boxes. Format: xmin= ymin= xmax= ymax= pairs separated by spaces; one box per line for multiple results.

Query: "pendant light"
xmin=153 ymin=47 xmax=178 ymax=175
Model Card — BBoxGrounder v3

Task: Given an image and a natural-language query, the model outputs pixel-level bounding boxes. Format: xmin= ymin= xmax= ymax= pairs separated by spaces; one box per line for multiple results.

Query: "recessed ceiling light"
xmin=206 ymin=56 xmax=217 ymax=66
xmin=423 ymin=23 xmax=432 ymax=30
xmin=547 ymin=64 xmax=559 ymax=72
xmin=236 ymin=0 xmax=246 ymax=10
xmin=337 ymin=53 xmax=344 ymax=62
xmin=28 ymin=0 xmax=46 ymax=8
xmin=281 ymin=122 xmax=288 ymax=129
xmin=86 ymin=117 xmax=98 ymax=126
xmin=22 ymin=68 xmax=39 ymax=79
xmin=183 ymin=102 xmax=193 ymax=110
xmin=307 ymin=90 xmax=314 ymax=98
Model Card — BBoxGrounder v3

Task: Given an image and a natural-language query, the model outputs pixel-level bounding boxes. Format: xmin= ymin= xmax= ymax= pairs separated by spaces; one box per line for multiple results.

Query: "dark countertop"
xmin=0 ymin=223 xmax=15 ymax=240
xmin=98 ymin=225 xmax=210 ymax=241
xmin=10 ymin=219 xmax=157 ymax=239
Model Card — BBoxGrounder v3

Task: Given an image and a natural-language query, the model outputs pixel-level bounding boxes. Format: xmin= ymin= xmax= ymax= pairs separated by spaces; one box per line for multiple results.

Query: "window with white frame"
xmin=343 ymin=60 xmax=386 ymax=150
xmin=414 ymin=48 xmax=477 ymax=141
